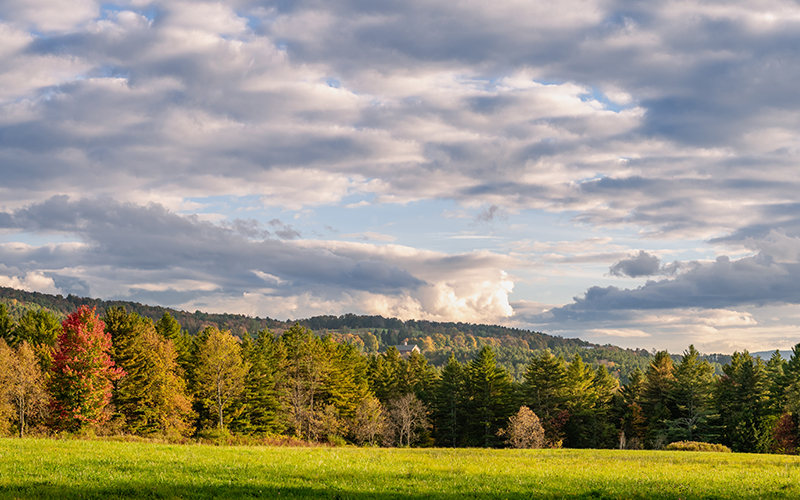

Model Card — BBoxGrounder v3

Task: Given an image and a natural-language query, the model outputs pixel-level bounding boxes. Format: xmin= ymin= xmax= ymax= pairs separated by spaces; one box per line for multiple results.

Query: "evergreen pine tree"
xmin=589 ymin=365 xmax=619 ymax=448
xmin=716 ymin=351 xmax=775 ymax=453
xmin=667 ymin=345 xmax=717 ymax=442
xmin=155 ymin=312 xmax=192 ymax=374
xmin=0 ymin=304 xmax=15 ymax=346
xmin=466 ymin=346 xmax=513 ymax=447
xmin=104 ymin=307 xmax=193 ymax=436
xmin=432 ymin=355 xmax=467 ymax=447
xmin=521 ymin=350 xmax=568 ymax=446
xmin=562 ymin=354 xmax=598 ymax=448
xmin=641 ymin=350 xmax=676 ymax=447
xmin=233 ymin=329 xmax=285 ymax=435
xmin=617 ymin=367 xmax=647 ymax=448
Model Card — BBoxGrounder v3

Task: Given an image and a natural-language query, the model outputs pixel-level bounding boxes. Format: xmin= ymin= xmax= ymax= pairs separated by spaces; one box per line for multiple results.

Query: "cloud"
xmin=473 ymin=204 xmax=507 ymax=226
xmin=4 ymin=0 xmax=800 ymax=351
xmin=608 ymin=250 xmax=682 ymax=278
xmin=537 ymin=252 xmax=800 ymax=325
xmin=0 ymin=268 xmax=60 ymax=295
xmin=609 ymin=250 xmax=661 ymax=277
xmin=0 ymin=197 xmax=517 ymax=323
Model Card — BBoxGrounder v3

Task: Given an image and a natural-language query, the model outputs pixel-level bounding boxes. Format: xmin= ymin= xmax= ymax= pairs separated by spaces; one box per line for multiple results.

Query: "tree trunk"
xmin=218 ymin=385 xmax=224 ymax=429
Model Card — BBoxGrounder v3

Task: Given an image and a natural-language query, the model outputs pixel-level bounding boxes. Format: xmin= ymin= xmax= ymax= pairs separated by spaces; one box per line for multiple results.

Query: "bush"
xmin=664 ymin=441 xmax=732 ymax=453
xmin=498 ymin=406 xmax=545 ymax=449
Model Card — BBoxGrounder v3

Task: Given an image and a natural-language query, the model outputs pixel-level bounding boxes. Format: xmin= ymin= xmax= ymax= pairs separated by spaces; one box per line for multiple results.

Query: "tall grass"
xmin=1 ymin=438 xmax=799 ymax=498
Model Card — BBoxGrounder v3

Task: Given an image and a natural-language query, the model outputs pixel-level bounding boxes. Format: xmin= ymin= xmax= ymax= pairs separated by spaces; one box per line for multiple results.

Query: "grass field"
xmin=1 ymin=439 xmax=800 ymax=499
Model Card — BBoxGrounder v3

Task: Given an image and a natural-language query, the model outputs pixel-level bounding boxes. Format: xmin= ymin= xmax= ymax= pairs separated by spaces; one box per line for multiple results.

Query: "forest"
xmin=0 ymin=301 xmax=798 ymax=454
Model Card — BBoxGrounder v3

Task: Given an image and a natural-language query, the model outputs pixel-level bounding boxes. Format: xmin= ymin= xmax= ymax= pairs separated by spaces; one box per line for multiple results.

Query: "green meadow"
xmin=1 ymin=439 xmax=799 ymax=499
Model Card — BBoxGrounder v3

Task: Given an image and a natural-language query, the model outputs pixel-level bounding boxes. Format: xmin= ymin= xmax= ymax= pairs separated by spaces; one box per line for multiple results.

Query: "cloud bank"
xmin=2 ymin=0 xmax=800 ymax=350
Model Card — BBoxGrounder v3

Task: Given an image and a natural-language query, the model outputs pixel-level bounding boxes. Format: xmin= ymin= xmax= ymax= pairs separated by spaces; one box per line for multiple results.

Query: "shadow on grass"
xmin=0 ymin=483 xmax=740 ymax=500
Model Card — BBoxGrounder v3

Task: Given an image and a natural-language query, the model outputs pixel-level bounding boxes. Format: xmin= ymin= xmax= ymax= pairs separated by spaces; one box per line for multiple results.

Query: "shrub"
xmin=498 ymin=406 xmax=545 ymax=449
xmin=664 ymin=441 xmax=732 ymax=453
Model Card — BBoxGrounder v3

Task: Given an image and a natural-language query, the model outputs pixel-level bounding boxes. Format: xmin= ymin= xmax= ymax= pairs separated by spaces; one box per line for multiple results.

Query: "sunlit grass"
xmin=1 ymin=438 xmax=799 ymax=498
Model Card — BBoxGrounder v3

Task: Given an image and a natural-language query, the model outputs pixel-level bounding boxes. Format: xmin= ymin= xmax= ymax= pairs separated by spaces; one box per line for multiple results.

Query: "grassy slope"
xmin=1 ymin=439 xmax=799 ymax=499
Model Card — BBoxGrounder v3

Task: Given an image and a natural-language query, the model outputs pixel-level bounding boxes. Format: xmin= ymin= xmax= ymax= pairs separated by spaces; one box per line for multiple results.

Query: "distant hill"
xmin=0 ymin=285 xmax=656 ymax=381
xmin=752 ymin=350 xmax=794 ymax=361
xmin=0 ymin=285 xmax=587 ymax=346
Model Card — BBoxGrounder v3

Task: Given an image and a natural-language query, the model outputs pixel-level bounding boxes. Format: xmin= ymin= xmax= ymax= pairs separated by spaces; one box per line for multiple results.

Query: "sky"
xmin=2 ymin=0 xmax=800 ymax=353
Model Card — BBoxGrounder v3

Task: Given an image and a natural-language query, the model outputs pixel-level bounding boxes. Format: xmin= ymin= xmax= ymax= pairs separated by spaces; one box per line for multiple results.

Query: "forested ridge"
xmin=0 ymin=286 xmax=658 ymax=381
xmin=0 ymin=293 xmax=799 ymax=453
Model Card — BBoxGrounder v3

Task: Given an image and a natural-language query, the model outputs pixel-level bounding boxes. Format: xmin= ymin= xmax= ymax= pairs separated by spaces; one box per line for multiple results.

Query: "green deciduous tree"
xmin=194 ymin=327 xmax=249 ymax=430
xmin=15 ymin=309 xmax=61 ymax=371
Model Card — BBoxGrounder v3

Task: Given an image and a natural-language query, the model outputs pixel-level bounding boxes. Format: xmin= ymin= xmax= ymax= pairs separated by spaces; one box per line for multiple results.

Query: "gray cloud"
xmin=609 ymin=251 xmax=661 ymax=278
xmin=473 ymin=205 xmax=506 ymax=226
xmin=0 ymin=197 xmax=421 ymax=295
xmin=541 ymin=253 xmax=800 ymax=324
xmin=0 ymin=0 xmax=797 ymax=240
xmin=0 ymin=197 xmax=517 ymax=322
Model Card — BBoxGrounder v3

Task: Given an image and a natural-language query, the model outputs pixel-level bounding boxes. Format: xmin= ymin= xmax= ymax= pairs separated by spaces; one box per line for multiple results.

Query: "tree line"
xmin=0 ymin=303 xmax=798 ymax=453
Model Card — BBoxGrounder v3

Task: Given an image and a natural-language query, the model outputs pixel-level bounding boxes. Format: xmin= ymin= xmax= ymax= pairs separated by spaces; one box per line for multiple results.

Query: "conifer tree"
xmin=562 ymin=354 xmax=598 ymax=447
xmin=617 ymin=367 xmax=647 ymax=448
xmin=105 ymin=307 xmax=193 ymax=436
xmin=466 ymin=346 xmax=513 ymax=447
xmin=432 ymin=355 xmax=467 ymax=447
xmin=588 ymin=365 xmax=619 ymax=448
xmin=49 ymin=306 xmax=124 ymax=431
xmin=641 ymin=350 xmax=676 ymax=447
xmin=783 ymin=345 xmax=800 ymax=419
xmin=521 ymin=351 xmax=568 ymax=446
xmin=155 ymin=312 xmax=192 ymax=373
xmin=667 ymin=345 xmax=716 ymax=442
xmin=104 ymin=306 xmax=152 ymax=431
xmin=716 ymin=351 xmax=774 ymax=453
xmin=369 ymin=347 xmax=402 ymax=403
xmin=280 ymin=324 xmax=330 ymax=440
xmin=0 ymin=304 xmax=15 ymax=346
xmin=324 ymin=340 xmax=371 ymax=419
xmin=233 ymin=329 xmax=285 ymax=435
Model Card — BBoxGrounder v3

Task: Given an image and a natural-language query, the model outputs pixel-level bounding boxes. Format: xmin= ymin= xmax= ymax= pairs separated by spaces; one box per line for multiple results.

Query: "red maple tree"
xmin=49 ymin=306 xmax=124 ymax=431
